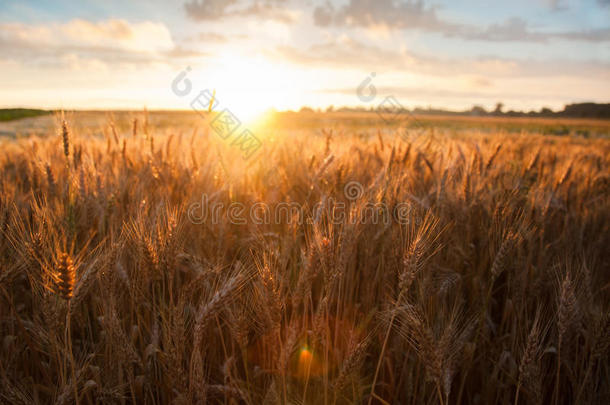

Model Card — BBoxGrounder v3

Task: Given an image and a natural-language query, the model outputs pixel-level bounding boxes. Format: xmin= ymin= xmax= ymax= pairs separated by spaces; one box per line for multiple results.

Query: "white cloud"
xmin=0 ymin=19 xmax=174 ymax=53
xmin=271 ymin=36 xmax=610 ymax=79
xmin=313 ymin=0 xmax=610 ymax=43
xmin=184 ymin=0 xmax=296 ymax=23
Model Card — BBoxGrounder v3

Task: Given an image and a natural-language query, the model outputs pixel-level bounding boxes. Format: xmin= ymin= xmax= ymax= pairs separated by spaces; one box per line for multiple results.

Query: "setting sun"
xmin=203 ymin=52 xmax=302 ymax=123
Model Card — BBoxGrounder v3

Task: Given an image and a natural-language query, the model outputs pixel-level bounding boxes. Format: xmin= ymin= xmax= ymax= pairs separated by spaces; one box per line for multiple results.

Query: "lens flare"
xmin=298 ymin=346 xmax=314 ymax=378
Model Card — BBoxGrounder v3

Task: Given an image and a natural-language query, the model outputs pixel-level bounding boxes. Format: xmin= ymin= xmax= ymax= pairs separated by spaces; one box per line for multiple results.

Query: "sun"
xmin=203 ymin=52 xmax=299 ymax=124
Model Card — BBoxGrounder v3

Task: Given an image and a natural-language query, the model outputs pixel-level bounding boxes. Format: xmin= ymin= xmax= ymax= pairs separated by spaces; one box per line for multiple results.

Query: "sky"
xmin=1 ymin=0 xmax=609 ymax=117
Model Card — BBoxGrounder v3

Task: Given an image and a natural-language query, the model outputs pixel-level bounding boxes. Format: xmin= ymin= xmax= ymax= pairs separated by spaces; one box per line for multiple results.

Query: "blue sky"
xmin=0 ymin=0 xmax=609 ymax=113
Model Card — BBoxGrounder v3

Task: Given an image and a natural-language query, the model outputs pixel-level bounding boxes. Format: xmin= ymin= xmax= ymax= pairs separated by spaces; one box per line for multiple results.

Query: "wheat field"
xmin=0 ymin=112 xmax=608 ymax=404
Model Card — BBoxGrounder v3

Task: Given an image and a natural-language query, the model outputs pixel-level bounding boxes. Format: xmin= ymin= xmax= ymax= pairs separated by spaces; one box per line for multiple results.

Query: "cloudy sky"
xmin=1 ymin=0 xmax=609 ymax=115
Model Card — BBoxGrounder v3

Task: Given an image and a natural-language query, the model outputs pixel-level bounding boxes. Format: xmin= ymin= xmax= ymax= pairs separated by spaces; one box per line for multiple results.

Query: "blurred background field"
xmin=2 ymin=110 xmax=610 ymax=140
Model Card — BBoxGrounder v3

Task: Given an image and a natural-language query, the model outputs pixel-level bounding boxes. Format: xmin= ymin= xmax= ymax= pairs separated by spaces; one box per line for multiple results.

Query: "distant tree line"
xmin=0 ymin=108 xmax=50 ymax=122
xmin=312 ymin=103 xmax=610 ymax=119
xmin=458 ymin=102 xmax=610 ymax=119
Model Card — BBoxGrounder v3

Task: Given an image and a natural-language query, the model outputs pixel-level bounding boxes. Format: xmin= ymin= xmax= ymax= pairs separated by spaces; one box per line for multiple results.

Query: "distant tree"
xmin=561 ymin=103 xmax=610 ymax=118
xmin=326 ymin=105 xmax=334 ymax=113
xmin=540 ymin=107 xmax=553 ymax=116
xmin=299 ymin=106 xmax=314 ymax=113
xmin=470 ymin=105 xmax=487 ymax=116
xmin=493 ymin=102 xmax=504 ymax=115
